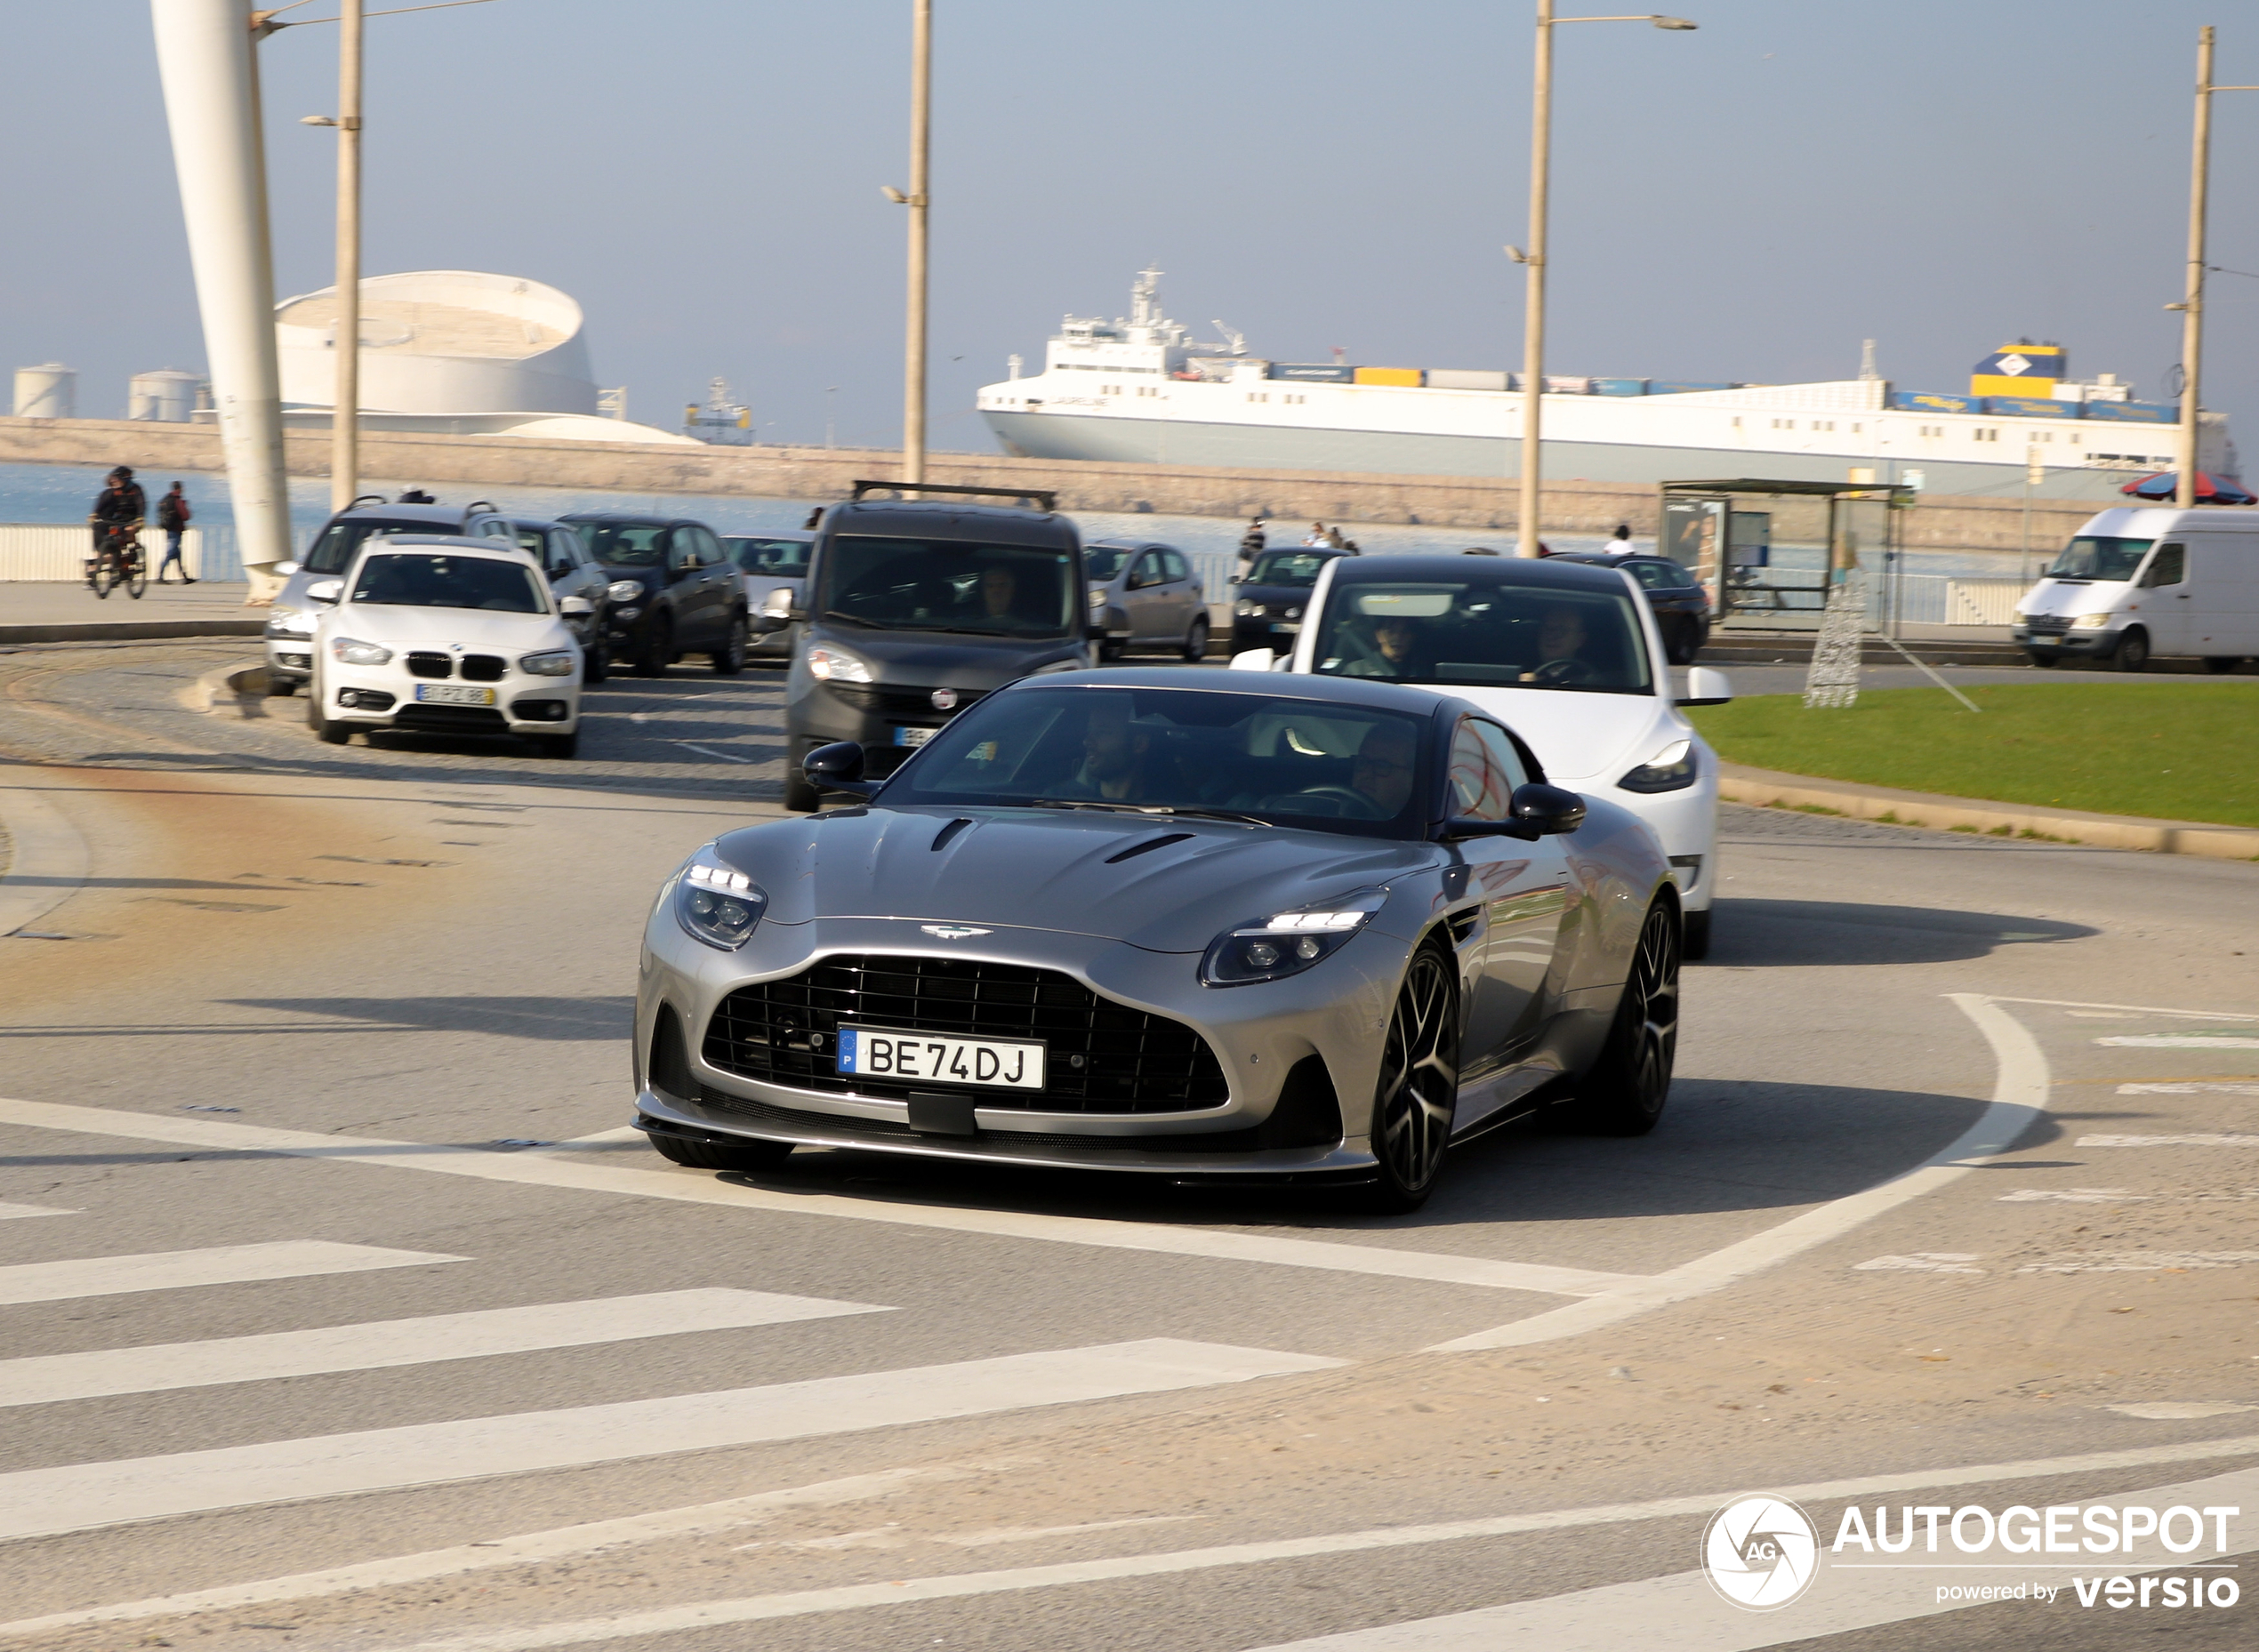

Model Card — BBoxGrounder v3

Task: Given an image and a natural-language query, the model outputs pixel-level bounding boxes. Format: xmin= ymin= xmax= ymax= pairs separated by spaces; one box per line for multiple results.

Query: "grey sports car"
xmin=633 ymin=669 xmax=1682 ymax=1208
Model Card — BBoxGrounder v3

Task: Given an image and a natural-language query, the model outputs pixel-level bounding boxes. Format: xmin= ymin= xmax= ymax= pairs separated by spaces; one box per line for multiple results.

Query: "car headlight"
xmin=265 ymin=607 xmax=318 ymax=638
xmin=519 ymin=649 xmax=578 ymax=678
xmin=1619 ymin=737 xmax=1699 ymax=794
xmin=329 ymin=637 xmax=392 ymax=666
xmin=607 ymin=579 xmax=645 ymax=602
xmin=673 ymin=853 xmax=768 ymax=950
xmin=1202 ymin=893 xmax=1384 ymax=987
xmin=807 ymin=646 xmax=873 ymax=683
xmin=1235 ymin=599 xmax=1258 ymax=617
xmin=615 ymin=605 xmax=641 ymax=621
xmin=1089 ymin=587 xmax=1110 ymax=608
xmin=2070 ymin=613 xmax=2112 ymax=630
xmin=1283 ymin=605 xmax=1303 ymax=621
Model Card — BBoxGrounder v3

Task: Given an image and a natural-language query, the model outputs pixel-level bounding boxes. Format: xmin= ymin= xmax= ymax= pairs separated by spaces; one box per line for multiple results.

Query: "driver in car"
xmin=979 ymin=565 xmax=1018 ymax=623
xmin=1347 ymin=721 xmax=1418 ymax=815
xmin=1521 ymin=604 xmax=1589 ymax=683
xmin=1060 ymin=700 xmax=1154 ymax=802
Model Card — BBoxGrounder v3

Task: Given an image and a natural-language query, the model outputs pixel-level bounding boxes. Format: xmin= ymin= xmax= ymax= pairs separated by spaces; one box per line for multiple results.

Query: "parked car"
xmin=1085 ymin=539 xmax=1208 ymax=662
xmin=502 ymin=518 xmax=614 ymax=682
xmin=263 ymin=496 xmax=516 ymax=694
xmin=561 ymin=513 xmax=749 ymax=678
xmin=2012 ymin=505 xmax=2259 ymax=671
xmin=302 ymin=535 xmax=587 ymax=758
xmin=1242 ymin=552 xmax=1731 ymax=959
xmin=783 ymin=488 xmax=1091 ymax=813
xmin=633 ymin=670 xmax=1682 ymax=1210
xmin=1232 ymin=546 xmax=1357 ymax=654
xmin=724 ymin=533 xmax=813 ymax=658
xmin=1546 ymin=549 xmax=1710 ymax=664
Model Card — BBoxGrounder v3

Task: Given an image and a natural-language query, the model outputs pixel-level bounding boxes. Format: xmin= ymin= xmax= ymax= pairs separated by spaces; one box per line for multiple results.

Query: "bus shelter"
xmin=1657 ymin=477 xmax=1914 ymax=632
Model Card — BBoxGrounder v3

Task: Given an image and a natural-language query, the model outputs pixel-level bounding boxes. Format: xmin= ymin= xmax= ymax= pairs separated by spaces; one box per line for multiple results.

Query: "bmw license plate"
xmin=894 ymin=726 xmax=935 ymax=748
xmin=414 ymin=684 xmax=496 ymax=705
xmin=836 ymin=1026 xmax=1045 ymax=1090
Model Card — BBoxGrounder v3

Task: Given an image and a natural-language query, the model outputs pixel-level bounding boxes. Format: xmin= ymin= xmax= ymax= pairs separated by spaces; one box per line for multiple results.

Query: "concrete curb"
xmin=0 ymin=619 xmax=265 ymax=645
xmin=177 ymin=661 xmax=270 ymax=715
xmin=0 ymin=783 xmax=92 ymax=939
xmin=1717 ymin=762 xmax=2259 ymax=862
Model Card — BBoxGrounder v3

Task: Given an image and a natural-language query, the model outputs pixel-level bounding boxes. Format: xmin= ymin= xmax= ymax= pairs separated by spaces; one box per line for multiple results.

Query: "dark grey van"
xmin=783 ymin=485 xmax=1089 ymax=811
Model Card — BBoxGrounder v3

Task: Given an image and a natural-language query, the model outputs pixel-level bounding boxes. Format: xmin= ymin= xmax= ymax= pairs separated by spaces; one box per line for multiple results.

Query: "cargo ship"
xmin=976 ymin=271 xmax=2238 ymax=501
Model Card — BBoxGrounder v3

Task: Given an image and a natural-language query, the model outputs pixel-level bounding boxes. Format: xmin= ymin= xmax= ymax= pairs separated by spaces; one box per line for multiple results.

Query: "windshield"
xmin=1244 ymin=550 xmax=1336 ymax=588
xmin=886 ymin=686 xmax=1432 ymax=839
xmin=568 ymin=521 xmax=667 ymax=567
xmin=726 ymin=536 xmax=810 ymax=575
xmin=816 ymin=536 xmax=1075 ymax=637
xmin=304 ymin=518 xmax=445 ymax=574
xmin=1084 ymin=546 xmax=1131 ymax=581
xmin=2046 ymin=536 xmax=2153 ymax=581
xmin=1308 ymin=581 xmax=1653 ymax=695
xmin=349 ymin=553 xmax=546 ymax=613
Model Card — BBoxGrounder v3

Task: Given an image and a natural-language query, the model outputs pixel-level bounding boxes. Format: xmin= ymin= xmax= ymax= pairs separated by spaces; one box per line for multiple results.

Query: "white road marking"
xmin=0 ymin=1098 xmax=1644 ymax=1298
xmin=2099 ymin=1034 xmax=2259 ymax=1048
xmin=277 ymin=1458 xmax=2259 ymax=1652
xmin=1851 ymin=1254 xmax=1983 ymax=1273
xmin=0 ymin=1240 xmax=464 ymax=1307
xmin=2120 ymin=1082 xmax=2259 ymax=1095
xmin=674 ymin=742 xmax=752 ymax=765
xmin=0 ymin=1339 xmax=1342 ymax=1544
xmin=0 ymin=1287 xmax=885 ymax=1408
xmin=1995 ymin=995 xmax=2259 ymax=1022
xmin=1996 ymin=1188 xmax=2145 ymax=1202
xmin=1429 ymin=993 xmax=2050 ymax=1351
xmin=760 ymin=1515 xmax=1189 ymax=1553
xmin=2108 ymin=1402 xmax=2255 ymax=1420
xmin=2014 ymin=1250 xmax=2259 ymax=1273
xmin=2079 ymin=1134 xmax=2259 ymax=1147
xmin=0 ymin=1201 xmax=76 ymax=1220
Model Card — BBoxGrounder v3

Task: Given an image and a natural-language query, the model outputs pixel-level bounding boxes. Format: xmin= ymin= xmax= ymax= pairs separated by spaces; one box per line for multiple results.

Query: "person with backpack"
xmin=156 ymin=481 xmax=195 ymax=583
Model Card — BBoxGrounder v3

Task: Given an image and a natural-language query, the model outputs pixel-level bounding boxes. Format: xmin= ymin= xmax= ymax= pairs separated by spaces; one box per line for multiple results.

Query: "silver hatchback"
xmin=1085 ymin=539 xmax=1208 ymax=662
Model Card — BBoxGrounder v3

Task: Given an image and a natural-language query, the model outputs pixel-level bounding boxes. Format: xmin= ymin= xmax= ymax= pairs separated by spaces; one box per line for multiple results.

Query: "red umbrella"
xmin=2119 ymin=471 xmax=2257 ymax=504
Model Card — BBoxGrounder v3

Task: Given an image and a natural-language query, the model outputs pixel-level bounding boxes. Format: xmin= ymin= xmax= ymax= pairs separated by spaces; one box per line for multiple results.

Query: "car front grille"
xmin=2025 ymin=616 xmax=2070 ymax=635
xmin=822 ymin=683 xmax=989 ymax=718
xmin=406 ymin=652 xmax=452 ymax=679
xmin=701 ymin=953 xmax=1230 ymax=1114
xmin=393 ymin=704 xmax=509 ymax=733
xmin=460 ymin=654 xmax=506 ymax=682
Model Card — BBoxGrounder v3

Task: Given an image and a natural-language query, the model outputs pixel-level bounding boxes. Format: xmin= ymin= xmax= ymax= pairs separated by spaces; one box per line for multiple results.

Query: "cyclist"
xmin=87 ymin=466 xmax=147 ymax=585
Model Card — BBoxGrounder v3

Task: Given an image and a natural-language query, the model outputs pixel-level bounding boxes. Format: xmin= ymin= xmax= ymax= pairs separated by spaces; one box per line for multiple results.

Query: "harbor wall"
xmin=0 ymin=414 xmax=2121 ymax=557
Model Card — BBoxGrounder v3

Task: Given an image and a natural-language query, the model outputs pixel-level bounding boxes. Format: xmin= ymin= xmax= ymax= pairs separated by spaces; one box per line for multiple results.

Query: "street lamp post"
xmin=883 ymin=0 xmax=934 ymax=488
xmin=1512 ymin=10 xmax=1695 ymax=557
xmin=2174 ymin=27 xmax=2259 ymax=509
xmin=332 ymin=0 xmax=363 ymax=512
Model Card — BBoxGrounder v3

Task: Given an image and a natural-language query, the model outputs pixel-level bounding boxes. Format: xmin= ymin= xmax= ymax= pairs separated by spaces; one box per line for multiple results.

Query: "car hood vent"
xmin=1105 ymin=831 xmax=1194 ymax=865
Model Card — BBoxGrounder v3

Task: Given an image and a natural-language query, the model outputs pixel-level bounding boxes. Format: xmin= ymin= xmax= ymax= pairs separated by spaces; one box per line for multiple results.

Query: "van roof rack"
xmin=849 ymin=479 xmax=1058 ymax=512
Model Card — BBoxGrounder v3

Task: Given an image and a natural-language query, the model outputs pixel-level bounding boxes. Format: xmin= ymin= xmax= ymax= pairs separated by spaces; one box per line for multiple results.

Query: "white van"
xmin=2013 ymin=506 xmax=2259 ymax=671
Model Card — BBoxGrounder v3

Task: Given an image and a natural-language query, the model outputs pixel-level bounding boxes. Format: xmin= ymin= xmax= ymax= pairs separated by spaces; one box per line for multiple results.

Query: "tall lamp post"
xmin=2173 ymin=26 xmax=2258 ymax=509
xmin=884 ymin=0 xmax=934 ymax=487
xmin=1511 ymin=9 xmax=1696 ymax=557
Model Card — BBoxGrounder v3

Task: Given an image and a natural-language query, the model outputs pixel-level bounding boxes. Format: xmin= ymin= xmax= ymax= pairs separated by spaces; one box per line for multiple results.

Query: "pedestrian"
xmin=156 ymin=481 xmax=196 ymax=582
xmin=397 ymin=486 xmax=435 ymax=504
xmin=85 ymin=465 xmax=146 ymax=583
xmin=1610 ymin=523 xmax=1635 ymax=552
xmin=1304 ymin=521 xmax=1329 ymax=547
xmin=1236 ymin=516 xmax=1266 ymax=580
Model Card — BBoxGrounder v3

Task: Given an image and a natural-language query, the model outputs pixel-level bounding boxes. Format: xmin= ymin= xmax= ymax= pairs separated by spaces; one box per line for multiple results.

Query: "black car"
xmin=1547 ymin=550 xmax=1710 ymax=664
xmin=783 ymin=485 xmax=1091 ymax=813
xmin=506 ymin=517 xmax=615 ymax=682
xmin=561 ymin=514 xmax=749 ymax=678
xmin=1232 ymin=546 xmax=1357 ymax=654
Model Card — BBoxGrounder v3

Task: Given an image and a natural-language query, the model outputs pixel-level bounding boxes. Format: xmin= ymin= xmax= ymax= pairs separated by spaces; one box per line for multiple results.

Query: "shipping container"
xmin=1890 ymin=390 xmax=1982 ymax=415
xmin=1646 ymin=381 xmax=1735 ymax=395
xmin=2085 ymin=399 xmax=2177 ymax=424
xmin=1269 ymin=364 xmax=1354 ymax=382
xmin=1351 ymin=366 xmax=1424 ymax=388
xmin=1426 ymin=368 xmax=1510 ymax=392
xmin=1982 ymin=396 xmax=2085 ymax=419
xmin=1590 ymin=378 xmax=1649 ymax=397
xmin=1544 ymin=376 xmax=1591 ymax=394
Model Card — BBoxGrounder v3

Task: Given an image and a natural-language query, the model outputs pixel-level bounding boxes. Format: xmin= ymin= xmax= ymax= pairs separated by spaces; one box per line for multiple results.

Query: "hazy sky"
xmin=6 ymin=1 xmax=2256 ymax=460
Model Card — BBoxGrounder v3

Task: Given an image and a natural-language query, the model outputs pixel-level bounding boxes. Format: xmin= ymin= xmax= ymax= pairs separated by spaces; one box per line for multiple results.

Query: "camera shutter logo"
xmin=1703 ymin=1496 xmax=1819 ymax=1611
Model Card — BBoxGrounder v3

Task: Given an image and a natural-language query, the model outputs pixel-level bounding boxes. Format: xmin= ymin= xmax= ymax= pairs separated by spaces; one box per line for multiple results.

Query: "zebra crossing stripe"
xmin=0 ymin=1287 xmax=887 ymax=1408
xmin=0 ymin=1339 xmax=1343 ymax=1543
xmin=0 ymin=1202 xmax=76 ymax=1221
xmin=0 ymin=1241 xmax=464 ymax=1307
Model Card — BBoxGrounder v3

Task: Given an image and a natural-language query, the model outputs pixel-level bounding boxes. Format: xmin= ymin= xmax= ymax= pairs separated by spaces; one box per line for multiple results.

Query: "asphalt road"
xmin=2 ymin=641 xmax=2256 ymax=1652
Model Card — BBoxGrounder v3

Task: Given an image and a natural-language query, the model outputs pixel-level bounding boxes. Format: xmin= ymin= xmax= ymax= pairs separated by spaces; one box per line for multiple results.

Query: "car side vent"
xmin=929 ymin=816 xmax=975 ymax=852
xmin=1258 ymin=1055 xmax=1343 ymax=1149
xmin=1446 ymin=908 xmax=1481 ymax=944
xmin=648 ymin=1004 xmax=695 ymax=1102
xmin=1105 ymin=832 xmax=1194 ymax=865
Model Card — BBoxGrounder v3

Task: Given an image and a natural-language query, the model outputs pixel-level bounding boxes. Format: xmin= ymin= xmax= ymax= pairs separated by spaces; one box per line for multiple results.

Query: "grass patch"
xmin=1690 ymin=681 xmax=2259 ymax=828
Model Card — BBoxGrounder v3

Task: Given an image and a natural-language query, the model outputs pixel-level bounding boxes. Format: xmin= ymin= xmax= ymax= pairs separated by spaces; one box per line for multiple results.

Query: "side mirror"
xmin=559 ymin=595 xmax=594 ymax=617
xmin=1228 ymin=648 xmax=1277 ymax=672
xmin=306 ymin=578 xmax=343 ymax=605
xmin=275 ymin=560 xmax=301 ymax=577
xmin=1511 ymin=782 xmax=1586 ymax=835
xmin=786 ymin=607 xmax=811 ymax=624
xmin=762 ymin=586 xmax=795 ymax=622
xmin=1679 ymin=666 xmax=1733 ymax=708
xmin=804 ymin=740 xmax=880 ymax=799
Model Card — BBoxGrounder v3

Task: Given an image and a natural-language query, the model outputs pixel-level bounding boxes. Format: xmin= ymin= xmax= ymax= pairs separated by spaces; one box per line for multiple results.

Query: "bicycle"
xmin=89 ymin=525 xmax=148 ymax=600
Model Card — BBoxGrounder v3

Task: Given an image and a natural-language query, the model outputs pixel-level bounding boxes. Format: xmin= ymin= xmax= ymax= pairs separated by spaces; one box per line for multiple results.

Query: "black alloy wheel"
xmin=649 ymin=1131 xmax=793 ymax=1172
xmin=1558 ymin=901 xmax=1681 ymax=1135
xmin=710 ymin=613 xmax=749 ymax=676
xmin=2115 ymin=627 xmax=2150 ymax=673
xmin=1363 ymin=945 xmax=1460 ymax=1212
xmin=635 ymin=613 xmax=673 ymax=678
xmin=1183 ymin=614 xmax=1210 ymax=662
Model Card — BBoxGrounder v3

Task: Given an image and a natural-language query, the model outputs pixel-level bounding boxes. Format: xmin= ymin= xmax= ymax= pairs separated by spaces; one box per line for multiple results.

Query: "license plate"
xmin=414 ymin=684 xmax=496 ymax=705
xmin=836 ymin=1026 xmax=1045 ymax=1090
xmin=894 ymin=726 xmax=935 ymax=748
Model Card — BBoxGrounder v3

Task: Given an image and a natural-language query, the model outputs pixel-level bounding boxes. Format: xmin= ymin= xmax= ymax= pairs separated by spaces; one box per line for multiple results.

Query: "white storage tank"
xmin=13 ymin=363 xmax=76 ymax=419
xmin=128 ymin=368 xmax=205 ymax=422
